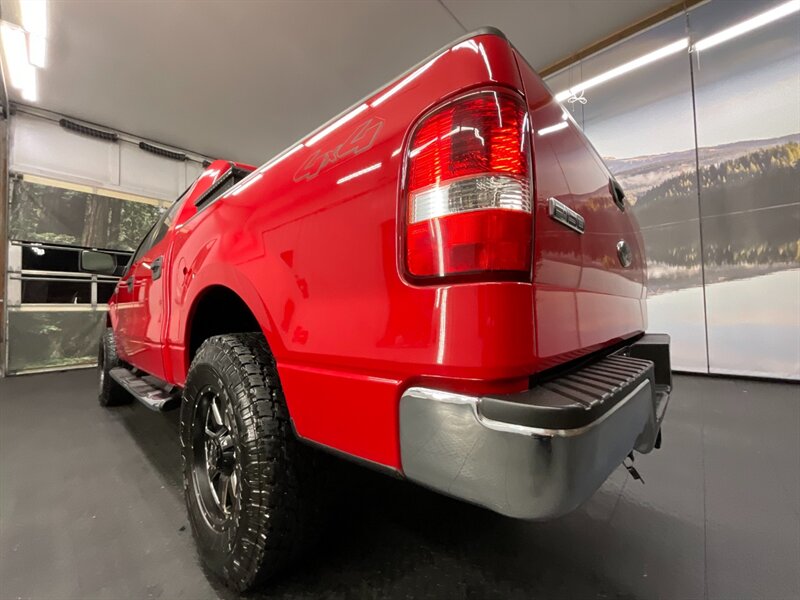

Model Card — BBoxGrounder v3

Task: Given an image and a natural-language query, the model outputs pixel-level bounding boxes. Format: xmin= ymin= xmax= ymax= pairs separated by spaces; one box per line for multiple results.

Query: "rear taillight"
xmin=403 ymin=89 xmax=532 ymax=281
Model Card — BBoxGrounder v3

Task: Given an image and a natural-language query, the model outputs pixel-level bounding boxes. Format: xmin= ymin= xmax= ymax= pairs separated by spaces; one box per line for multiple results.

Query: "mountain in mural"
xmin=618 ymin=139 xmax=800 ymax=292
xmin=605 ymin=133 xmax=800 ymax=200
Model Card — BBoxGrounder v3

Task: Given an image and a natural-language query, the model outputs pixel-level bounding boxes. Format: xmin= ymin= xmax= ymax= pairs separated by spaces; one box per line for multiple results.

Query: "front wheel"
xmin=98 ymin=328 xmax=130 ymax=406
xmin=180 ymin=333 xmax=319 ymax=591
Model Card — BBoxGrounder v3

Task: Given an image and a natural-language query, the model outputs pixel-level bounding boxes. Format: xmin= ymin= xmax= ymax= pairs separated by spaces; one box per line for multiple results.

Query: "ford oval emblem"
xmin=617 ymin=240 xmax=632 ymax=268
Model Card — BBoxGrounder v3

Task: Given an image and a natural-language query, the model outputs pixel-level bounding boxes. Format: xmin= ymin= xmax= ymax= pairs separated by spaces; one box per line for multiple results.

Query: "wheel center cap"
xmin=210 ymin=440 xmax=220 ymax=463
xmin=208 ymin=436 xmax=234 ymax=473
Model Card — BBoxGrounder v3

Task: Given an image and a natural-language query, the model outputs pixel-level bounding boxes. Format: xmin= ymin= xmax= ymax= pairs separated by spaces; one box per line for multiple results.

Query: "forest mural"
xmin=6 ymin=311 xmax=106 ymax=373
xmin=610 ymin=136 xmax=800 ymax=293
xmin=9 ymin=179 xmax=164 ymax=251
xmin=6 ymin=178 xmax=165 ymax=373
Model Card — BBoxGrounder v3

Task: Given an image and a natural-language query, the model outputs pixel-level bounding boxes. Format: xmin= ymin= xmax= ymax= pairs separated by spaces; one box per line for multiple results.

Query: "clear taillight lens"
xmin=404 ymin=89 xmax=532 ymax=281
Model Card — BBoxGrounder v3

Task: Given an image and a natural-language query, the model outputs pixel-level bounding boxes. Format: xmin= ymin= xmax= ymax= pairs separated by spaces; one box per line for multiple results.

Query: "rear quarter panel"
xmin=167 ymin=33 xmax=533 ymax=468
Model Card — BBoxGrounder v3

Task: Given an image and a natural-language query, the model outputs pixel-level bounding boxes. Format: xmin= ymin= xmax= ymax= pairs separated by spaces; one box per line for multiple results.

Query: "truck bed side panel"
xmin=168 ymin=34 xmax=532 ymax=468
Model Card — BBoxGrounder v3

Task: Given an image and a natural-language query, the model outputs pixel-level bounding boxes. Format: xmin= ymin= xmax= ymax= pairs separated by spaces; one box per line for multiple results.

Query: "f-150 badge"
xmin=548 ymin=197 xmax=585 ymax=234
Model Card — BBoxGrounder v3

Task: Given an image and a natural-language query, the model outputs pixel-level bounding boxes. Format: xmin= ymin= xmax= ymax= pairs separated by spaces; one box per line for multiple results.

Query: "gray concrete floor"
xmin=1 ymin=370 xmax=798 ymax=600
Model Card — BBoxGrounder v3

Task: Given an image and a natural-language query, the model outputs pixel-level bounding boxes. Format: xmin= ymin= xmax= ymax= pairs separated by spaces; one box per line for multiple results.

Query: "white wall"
xmin=9 ymin=112 xmax=206 ymax=200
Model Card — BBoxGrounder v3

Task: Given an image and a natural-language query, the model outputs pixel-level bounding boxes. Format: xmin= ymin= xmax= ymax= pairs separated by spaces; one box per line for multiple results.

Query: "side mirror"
xmin=80 ymin=250 xmax=117 ymax=275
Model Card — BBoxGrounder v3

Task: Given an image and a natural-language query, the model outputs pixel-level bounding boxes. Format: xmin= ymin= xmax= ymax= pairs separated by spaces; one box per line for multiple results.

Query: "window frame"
xmin=124 ymin=183 xmax=193 ymax=274
xmin=148 ymin=194 xmax=184 ymax=249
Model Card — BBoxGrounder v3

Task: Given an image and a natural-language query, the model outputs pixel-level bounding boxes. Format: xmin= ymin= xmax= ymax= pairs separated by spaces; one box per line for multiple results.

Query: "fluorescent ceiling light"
xmin=554 ymin=38 xmax=689 ymax=102
xmin=21 ymin=0 xmax=48 ymax=67
xmin=537 ymin=121 xmax=568 ymax=136
xmin=552 ymin=0 xmax=799 ymax=105
xmin=20 ymin=70 xmax=36 ymax=101
xmin=1 ymin=0 xmax=48 ymax=102
xmin=693 ymin=0 xmax=799 ymax=52
xmin=21 ymin=0 xmax=47 ymax=37
xmin=1 ymin=21 xmax=36 ymax=97
xmin=28 ymin=32 xmax=45 ymax=67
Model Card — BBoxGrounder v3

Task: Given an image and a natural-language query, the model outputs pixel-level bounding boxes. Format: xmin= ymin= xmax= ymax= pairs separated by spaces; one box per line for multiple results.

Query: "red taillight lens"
xmin=404 ymin=90 xmax=532 ymax=280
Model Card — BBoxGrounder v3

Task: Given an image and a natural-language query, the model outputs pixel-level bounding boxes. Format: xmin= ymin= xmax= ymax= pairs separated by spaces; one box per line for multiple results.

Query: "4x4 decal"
xmin=293 ymin=117 xmax=384 ymax=182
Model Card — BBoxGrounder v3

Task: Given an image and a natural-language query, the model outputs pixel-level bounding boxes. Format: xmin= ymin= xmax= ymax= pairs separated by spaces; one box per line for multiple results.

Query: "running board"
xmin=109 ymin=367 xmax=181 ymax=411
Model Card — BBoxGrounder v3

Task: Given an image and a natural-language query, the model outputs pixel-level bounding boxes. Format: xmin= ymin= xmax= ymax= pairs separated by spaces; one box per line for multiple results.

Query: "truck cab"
xmin=110 ymin=161 xmax=254 ymax=382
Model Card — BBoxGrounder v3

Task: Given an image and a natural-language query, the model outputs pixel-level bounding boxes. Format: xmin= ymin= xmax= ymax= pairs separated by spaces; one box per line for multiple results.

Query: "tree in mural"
xmin=630 ymin=142 xmax=800 ymax=276
xmin=10 ymin=179 xmax=164 ymax=251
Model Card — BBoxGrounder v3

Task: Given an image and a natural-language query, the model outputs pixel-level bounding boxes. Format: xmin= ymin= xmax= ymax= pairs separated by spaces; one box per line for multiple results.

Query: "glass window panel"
xmin=150 ymin=188 xmax=190 ymax=248
xmin=21 ymin=244 xmax=80 ymax=272
xmin=9 ymin=179 xmax=88 ymax=246
xmin=6 ymin=310 xmax=106 ymax=373
xmin=546 ymin=14 xmax=709 ymax=373
xmin=20 ymin=279 xmax=92 ymax=304
xmin=97 ymin=282 xmax=117 ymax=304
xmin=9 ymin=178 xmax=163 ymax=252
xmin=690 ymin=0 xmax=800 ymax=379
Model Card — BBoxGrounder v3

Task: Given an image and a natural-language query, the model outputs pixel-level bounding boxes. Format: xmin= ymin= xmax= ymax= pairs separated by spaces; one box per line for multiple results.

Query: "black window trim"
xmin=125 ymin=220 xmax=159 ymax=275
xmin=149 ymin=195 xmax=185 ymax=250
xmin=133 ymin=179 xmax=200 ymax=266
xmin=193 ymin=164 xmax=234 ymax=210
xmin=193 ymin=163 xmax=254 ymax=211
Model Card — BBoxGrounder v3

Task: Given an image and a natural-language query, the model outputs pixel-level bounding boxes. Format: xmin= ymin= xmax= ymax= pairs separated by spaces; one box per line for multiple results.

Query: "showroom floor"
xmin=0 ymin=370 xmax=798 ymax=600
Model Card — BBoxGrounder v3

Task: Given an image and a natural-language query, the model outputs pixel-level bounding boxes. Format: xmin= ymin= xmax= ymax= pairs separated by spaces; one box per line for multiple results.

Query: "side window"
xmin=125 ymin=185 xmax=191 ymax=271
xmin=130 ymin=222 xmax=157 ymax=267
xmin=149 ymin=197 xmax=183 ymax=248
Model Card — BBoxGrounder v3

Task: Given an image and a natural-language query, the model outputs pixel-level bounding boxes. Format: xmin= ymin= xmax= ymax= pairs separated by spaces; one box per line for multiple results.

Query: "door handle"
xmin=126 ymin=277 xmax=134 ymax=293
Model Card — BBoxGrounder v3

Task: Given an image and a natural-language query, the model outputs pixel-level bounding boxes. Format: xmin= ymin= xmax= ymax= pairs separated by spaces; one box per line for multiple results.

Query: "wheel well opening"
xmin=187 ymin=286 xmax=261 ymax=365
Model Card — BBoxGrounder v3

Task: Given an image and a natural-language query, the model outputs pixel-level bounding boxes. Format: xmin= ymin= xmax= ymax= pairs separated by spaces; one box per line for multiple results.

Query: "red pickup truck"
xmin=83 ymin=28 xmax=671 ymax=591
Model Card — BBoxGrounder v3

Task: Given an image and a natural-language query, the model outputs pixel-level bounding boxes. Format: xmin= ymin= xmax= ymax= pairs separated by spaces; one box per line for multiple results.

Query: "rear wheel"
xmin=180 ymin=333 xmax=319 ymax=591
xmin=98 ymin=328 xmax=130 ymax=406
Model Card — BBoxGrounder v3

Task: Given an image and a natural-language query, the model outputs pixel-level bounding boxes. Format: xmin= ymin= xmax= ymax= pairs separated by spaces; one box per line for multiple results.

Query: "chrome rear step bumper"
xmin=399 ymin=334 xmax=671 ymax=520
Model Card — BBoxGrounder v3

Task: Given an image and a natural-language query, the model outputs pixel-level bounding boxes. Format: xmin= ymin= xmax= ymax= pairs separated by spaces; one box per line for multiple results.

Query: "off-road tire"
xmin=180 ymin=332 xmax=320 ymax=591
xmin=98 ymin=328 xmax=130 ymax=406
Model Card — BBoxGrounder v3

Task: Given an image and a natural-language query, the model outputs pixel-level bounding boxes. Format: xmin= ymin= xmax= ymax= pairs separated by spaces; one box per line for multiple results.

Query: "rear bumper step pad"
xmin=399 ymin=334 xmax=671 ymax=519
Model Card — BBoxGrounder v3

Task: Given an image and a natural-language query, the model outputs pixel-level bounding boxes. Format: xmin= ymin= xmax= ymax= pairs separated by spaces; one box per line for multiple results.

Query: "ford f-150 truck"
xmin=83 ymin=28 xmax=671 ymax=591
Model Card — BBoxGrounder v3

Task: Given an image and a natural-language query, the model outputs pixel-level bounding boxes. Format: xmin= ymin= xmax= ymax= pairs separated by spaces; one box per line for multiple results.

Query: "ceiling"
xmin=1 ymin=0 xmax=672 ymax=166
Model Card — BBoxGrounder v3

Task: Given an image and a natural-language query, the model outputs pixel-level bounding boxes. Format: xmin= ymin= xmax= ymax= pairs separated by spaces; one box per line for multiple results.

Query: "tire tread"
xmin=98 ymin=328 xmax=130 ymax=406
xmin=181 ymin=332 xmax=318 ymax=591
